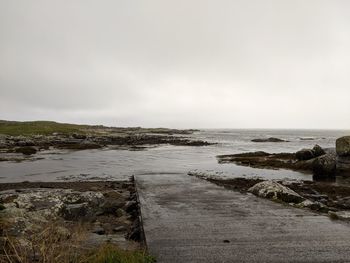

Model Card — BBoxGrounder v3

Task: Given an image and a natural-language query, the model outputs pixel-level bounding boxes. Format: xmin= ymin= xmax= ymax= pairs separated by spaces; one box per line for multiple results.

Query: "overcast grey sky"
xmin=1 ymin=0 xmax=350 ymax=129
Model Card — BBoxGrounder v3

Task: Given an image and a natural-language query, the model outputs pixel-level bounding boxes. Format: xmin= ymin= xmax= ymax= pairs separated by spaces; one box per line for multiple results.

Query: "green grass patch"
xmin=0 ymin=120 xmax=90 ymax=136
xmin=80 ymin=244 xmax=156 ymax=263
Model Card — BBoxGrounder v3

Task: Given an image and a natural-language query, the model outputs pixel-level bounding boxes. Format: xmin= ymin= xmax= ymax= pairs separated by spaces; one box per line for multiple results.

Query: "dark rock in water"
xmin=336 ymin=136 xmax=350 ymax=157
xmin=296 ymin=149 xmax=315 ymax=161
xmin=312 ymin=154 xmax=336 ymax=178
xmin=296 ymin=145 xmax=326 ymax=161
xmin=14 ymin=146 xmax=37 ymax=155
xmin=312 ymin=144 xmax=326 ymax=158
xmin=251 ymin=137 xmax=288 ymax=143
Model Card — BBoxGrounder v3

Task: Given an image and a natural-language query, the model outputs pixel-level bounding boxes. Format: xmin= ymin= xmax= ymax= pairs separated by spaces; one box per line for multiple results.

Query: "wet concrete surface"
xmin=136 ymin=174 xmax=350 ymax=263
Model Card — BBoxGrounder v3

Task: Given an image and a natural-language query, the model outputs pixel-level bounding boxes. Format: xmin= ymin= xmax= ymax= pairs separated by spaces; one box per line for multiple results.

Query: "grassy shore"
xmin=0 ymin=120 xmax=198 ymax=136
xmin=0 ymin=120 xmax=90 ymax=136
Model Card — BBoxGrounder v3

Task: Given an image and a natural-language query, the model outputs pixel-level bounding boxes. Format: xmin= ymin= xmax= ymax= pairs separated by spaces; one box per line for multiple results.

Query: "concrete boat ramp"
xmin=135 ymin=174 xmax=350 ymax=262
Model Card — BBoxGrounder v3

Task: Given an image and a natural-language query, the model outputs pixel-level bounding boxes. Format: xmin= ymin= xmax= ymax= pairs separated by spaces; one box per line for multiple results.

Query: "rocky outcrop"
xmin=248 ymin=181 xmax=304 ymax=203
xmin=336 ymin=136 xmax=350 ymax=157
xmin=335 ymin=136 xmax=350 ymax=172
xmin=0 ymin=180 xmax=143 ymax=261
xmin=218 ymin=145 xmax=339 ymax=178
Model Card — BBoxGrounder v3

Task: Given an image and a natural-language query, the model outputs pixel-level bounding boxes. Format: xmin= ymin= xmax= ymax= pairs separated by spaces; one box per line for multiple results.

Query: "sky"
xmin=1 ymin=0 xmax=350 ymax=129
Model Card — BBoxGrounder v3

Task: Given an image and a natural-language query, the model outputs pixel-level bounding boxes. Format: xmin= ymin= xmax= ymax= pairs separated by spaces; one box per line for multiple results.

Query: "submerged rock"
xmin=251 ymin=137 xmax=288 ymax=143
xmin=248 ymin=181 xmax=304 ymax=203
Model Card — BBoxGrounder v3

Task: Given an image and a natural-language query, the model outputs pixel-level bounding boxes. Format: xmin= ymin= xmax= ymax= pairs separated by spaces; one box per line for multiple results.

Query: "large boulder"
xmin=336 ymin=136 xmax=350 ymax=157
xmin=312 ymin=153 xmax=336 ymax=178
xmin=248 ymin=181 xmax=304 ymax=203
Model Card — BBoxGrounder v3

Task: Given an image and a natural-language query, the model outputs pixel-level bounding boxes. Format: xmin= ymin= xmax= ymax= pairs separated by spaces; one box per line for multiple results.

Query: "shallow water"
xmin=1 ymin=129 xmax=350 ymax=183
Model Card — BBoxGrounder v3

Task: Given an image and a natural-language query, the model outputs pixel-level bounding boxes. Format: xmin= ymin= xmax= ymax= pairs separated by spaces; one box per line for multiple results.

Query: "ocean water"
xmin=1 ymin=129 xmax=349 ymax=183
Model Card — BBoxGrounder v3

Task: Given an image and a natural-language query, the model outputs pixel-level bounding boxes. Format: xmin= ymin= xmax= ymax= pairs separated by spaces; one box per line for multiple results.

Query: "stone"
xmin=92 ymin=226 xmax=105 ymax=235
xmin=312 ymin=145 xmax=326 ymax=158
xmin=113 ymin=226 xmax=126 ymax=232
xmin=99 ymin=200 xmax=125 ymax=215
xmin=248 ymin=181 xmax=304 ymax=203
xmin=296 ymin=149 xmax=315 ymax=161
xmin=336 ymin=136 xmax=350 ymax=157
xmin=14 ymin=146 xmax=37 ymax=155
xmin=328 ymin=211 xmax=350 ymax=221
xmin=312 ymin=154 xmax=336 ymax=177
xmin=251 ymin=137 xmax=287 ymax=143
xmin=60 ymin=203 xmax=89 ymax=220
xmin=72 ymin=133 xmax=87 ymax=140
xmin=116 ymin=208 xmax=126 ymax=217
xmin=337 ymin=156 xmax=350 ymax=172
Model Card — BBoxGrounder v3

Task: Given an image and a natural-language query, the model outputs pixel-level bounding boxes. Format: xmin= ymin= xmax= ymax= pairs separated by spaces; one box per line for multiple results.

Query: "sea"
xmin=1 ymin=129 xmax=349 ymax=183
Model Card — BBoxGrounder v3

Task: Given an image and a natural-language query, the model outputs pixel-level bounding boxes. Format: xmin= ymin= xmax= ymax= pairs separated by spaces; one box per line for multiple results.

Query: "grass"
xmin=0 ymin=120 xmax=90 ymax=136
xmin=80 ymin=244 xmax=156 ymax=263
xmin=0 ymin=220 xmax=156 ymax=263
xmin=0 ymin=119 xmax=197 ymax=136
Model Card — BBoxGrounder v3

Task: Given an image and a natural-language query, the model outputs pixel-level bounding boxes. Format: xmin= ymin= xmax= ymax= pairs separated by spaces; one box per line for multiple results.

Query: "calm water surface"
xmin=1 ymin=129 xmax=349 ymax=183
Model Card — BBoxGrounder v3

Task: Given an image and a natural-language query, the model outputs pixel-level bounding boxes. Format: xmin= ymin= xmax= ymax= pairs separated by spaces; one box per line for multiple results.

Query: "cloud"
xmin=1 ymin=0 xmax=350 ymax=128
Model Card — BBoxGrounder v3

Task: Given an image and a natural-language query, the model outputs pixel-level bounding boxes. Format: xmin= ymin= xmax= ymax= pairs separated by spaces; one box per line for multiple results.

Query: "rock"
xmin=336 ymin=136 xmax=350 ymax=157
xmin=113 ymin=226 xmax=126 ymax=232
xmin=312 ymin=145 xmax=326 ymax=158
xmin=14 ymin=146 xmax=37 ymax=155
xmin=116 ymin=208 xmax=126 ymax=217
xmin=72 ymin=133 xmax=87 ymax=140
xmin=328 ymin=211 xmax=350 ymax=221
xmin=296 ymin=149 xmax=315 ymax=161
xmin=337 ymin=156 xmax=350 ymax=172
xmin=99 ymin=200 xmax=125 ymax=215
xmin=92 ymin=226 xmax=105 ymax=235
xmin=297 ymin=200 xmax=328 ymax=212
xmin=251 ymin=137 xmax=287 ymax=143
xmin=248 ymin=181 xmax=304 ymax=203
xmin=296 ymin=145 xmax=326 ymax=161
xmin=60 ymin=203 xmax=89 ymax=220
xmin=312 ymin=154 xmax=336 ymax=178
